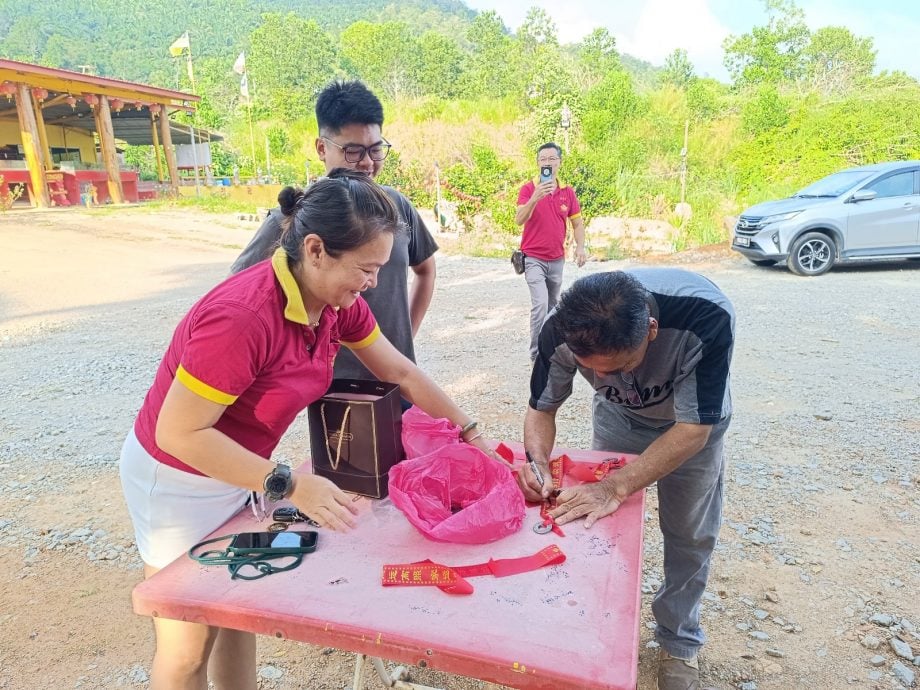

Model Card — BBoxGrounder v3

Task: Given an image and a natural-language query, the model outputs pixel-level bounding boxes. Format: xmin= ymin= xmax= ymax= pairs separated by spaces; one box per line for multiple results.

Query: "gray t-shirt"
xmin=230 ymin=186 xmax=438 ymax=380
xmin=529 ymin=268 xmax=735 ymax=426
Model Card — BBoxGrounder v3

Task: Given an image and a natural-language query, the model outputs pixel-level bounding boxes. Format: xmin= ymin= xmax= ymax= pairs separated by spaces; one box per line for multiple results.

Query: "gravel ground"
xmin=0 ymin=207 xmax=918 ymax=690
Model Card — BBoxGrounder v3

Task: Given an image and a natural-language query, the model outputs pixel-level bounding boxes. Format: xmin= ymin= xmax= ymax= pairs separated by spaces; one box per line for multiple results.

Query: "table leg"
xmin=351 ymin=653 xmax=445 ymax=690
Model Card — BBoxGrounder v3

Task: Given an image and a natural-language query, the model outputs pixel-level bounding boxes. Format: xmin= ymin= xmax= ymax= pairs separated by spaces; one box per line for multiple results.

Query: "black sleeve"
xmin=230 ymin=208 xmax=284 ymax=275
xmin=528 ymin=313 xmax=577 ymax=411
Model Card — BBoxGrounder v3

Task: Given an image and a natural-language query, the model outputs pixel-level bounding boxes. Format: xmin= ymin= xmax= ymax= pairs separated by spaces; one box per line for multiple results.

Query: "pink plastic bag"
xmin=388 ymin=443 xmax=526 ymax=544
xmin=401 ymin=406 xmax=461 ymax=458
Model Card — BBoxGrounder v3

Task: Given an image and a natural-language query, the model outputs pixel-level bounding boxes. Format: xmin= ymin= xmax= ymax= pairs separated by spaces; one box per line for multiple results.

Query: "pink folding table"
xmin=132 ymin=443 xmax=646 ymax=689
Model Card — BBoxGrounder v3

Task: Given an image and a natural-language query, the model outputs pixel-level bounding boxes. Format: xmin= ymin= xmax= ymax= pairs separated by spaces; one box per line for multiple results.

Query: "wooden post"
xmin=95 ymin=95 xmax=124 ymax=204
xmin=159 ymin=109 xmax=179 ymax=194
xmin=30 ymin=91 xmax=52 ymax=171
xmin=14 ymin=83 xmax=50 ymax=208
xmin=151 ymin=115 xmax=164 ymax=183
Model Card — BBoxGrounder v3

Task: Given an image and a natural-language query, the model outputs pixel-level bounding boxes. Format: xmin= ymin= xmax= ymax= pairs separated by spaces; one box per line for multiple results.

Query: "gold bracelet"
xmin=464 ymin=431 xmax=483 ymax=444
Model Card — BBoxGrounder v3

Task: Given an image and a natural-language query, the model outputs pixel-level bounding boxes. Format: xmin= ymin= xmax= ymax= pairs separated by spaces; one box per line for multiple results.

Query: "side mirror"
xmin=849 ymin=189 xmax=877 ymax=203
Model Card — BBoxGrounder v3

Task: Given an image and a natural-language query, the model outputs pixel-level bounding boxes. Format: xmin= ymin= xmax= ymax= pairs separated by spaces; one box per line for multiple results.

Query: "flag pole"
xmin=247 ymin=101 xmax=256 ymax=181
xmin=246 ymin=72 xmax=256 ymax=179
xmin=235 ymin=52 xmax=258 ymax=182
xmin=185 ymin=32 xmax=200 ymax=195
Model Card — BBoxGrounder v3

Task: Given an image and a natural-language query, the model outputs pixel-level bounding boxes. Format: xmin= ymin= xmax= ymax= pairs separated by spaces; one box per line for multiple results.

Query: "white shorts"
xmin=119 ymin=429 xmax=249 ymax=569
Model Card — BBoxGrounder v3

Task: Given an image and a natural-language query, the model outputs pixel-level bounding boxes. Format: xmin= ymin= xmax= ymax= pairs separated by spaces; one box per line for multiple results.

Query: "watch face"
xmin=265 ymin=474 xmax=288 ymax=494
xmin=264 ymin=465 xmax=291 ymax=498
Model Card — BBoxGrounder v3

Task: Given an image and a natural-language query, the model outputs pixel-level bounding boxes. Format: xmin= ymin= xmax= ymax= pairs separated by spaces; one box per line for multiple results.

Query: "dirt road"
xmin=0 ymin=207 xmax=917 ymax=689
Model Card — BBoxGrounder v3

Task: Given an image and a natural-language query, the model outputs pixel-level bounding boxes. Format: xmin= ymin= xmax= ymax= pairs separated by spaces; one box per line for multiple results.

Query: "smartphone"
xmin=539 ymin=165 xmax=553 ymax=184
xmin=229 ymin=531 xmax=318 ymax=555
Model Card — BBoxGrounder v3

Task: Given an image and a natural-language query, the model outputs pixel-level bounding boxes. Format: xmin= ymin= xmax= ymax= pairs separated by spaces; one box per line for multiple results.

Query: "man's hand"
xmin=515 ymin=458 xmax=553 ymax=502
xmin=532 ymin=180 xmax=555 ymax=201
xmin=547 ymin=478 xmax=627 ymax=528
xmin=574 ymin=246 xmax=587 ymax=267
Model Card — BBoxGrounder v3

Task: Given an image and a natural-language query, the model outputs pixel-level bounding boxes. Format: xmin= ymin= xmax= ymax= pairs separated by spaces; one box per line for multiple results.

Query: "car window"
xmin=795 ymin=170 xmax=873 ymax=197
xmin=865 ymin=171 xmax=915 ymax=199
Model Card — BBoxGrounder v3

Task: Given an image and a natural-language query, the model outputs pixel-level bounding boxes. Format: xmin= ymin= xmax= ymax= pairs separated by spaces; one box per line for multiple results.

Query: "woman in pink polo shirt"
xmin=120 ymin=169 xmax=490 ymax=690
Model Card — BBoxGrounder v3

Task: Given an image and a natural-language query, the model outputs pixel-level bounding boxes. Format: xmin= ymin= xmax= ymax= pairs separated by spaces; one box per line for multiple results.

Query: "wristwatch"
xmin=263 ymin=463 xmax=293 ymax=502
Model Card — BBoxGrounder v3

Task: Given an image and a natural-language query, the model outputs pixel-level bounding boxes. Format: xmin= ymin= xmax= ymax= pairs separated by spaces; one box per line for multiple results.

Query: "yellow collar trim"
xmin=271 ymin=248 xmax=310 ymax=325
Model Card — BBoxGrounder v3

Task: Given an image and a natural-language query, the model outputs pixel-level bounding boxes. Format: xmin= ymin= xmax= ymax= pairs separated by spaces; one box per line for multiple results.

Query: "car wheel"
xmin=748 ymin=259 xmax=776 ymax=267
xmin=787 ymin=232 xmax=836 ymax=276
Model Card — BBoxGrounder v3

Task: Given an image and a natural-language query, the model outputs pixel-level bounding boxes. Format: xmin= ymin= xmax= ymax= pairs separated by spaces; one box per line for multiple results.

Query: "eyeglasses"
xmin=620 ymin=371 xmax=643 ymax=408
xmin=321 ymin=136 xmax=391 ymax=163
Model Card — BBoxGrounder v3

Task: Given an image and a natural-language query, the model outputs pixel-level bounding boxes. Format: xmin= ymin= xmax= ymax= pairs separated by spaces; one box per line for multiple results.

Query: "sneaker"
xmin=657 ymin=649 xmax=701 ymax=690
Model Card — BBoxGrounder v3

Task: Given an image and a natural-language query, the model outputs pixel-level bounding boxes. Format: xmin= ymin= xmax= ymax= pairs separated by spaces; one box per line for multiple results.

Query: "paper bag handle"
xmin=320 ymin=402 xmax=352 ymax=471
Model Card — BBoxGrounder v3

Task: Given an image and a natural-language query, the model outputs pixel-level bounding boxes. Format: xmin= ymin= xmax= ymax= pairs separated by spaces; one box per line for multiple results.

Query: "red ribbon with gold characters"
xmin=495 ymin=445 xmax=626 ymax=537
xmin=382 ymin=545 xmax=566 ymax=595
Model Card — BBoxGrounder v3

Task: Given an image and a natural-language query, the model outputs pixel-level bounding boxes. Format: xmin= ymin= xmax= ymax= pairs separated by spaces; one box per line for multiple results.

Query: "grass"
xmin=143 ymin=195 xmax=261 ymax=214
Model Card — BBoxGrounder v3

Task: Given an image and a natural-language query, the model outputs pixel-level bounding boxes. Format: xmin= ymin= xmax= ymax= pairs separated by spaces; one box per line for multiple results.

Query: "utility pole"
xmin=674 ymin=119 xmax=692 ymax=229
xmin=560 ymin=102 xmax=572 ymax=154
xmin=434 ymin=161 xmax=442 ymax=227
xmin=680 ymin=119 xmax=689 ymax=206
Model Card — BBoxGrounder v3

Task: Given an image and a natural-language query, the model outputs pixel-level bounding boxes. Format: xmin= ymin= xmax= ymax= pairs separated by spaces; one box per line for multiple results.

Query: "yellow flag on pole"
xmin=169 ymin=32 xmax=190 ymax=57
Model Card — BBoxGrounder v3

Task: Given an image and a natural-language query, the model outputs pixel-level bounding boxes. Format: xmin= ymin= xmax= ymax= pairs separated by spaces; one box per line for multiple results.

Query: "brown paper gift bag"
xmin=307 ymin=380 xmax=404 ymax=498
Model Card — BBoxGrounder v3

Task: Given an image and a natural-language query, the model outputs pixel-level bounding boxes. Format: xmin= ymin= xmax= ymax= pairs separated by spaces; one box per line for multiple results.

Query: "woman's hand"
xmin=467 ymin=435 xmax=502 ymax=463
xmin=289 ymin=474 xmax=359 ymax=532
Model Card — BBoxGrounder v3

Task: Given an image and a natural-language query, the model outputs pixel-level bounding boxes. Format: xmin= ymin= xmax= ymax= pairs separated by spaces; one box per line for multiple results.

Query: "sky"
xmin=463 ymin=0 xmax=920 ymax=81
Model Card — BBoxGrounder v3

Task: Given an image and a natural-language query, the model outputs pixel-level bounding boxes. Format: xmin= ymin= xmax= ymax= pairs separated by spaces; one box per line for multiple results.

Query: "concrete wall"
xmin=177 ymin=183 xmax=282 ymax=207
xmin=0 ymin=119 xmax=95 ymax=164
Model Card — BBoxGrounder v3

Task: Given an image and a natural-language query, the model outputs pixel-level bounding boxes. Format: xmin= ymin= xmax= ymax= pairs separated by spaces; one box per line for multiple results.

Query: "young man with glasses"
xmin=231 ymin=81 xmax=438 ymax=385
xmin=519 ymin=269 xmax=735 ymax=690
xmin=515 ymin=142 xmax=587 ymax=361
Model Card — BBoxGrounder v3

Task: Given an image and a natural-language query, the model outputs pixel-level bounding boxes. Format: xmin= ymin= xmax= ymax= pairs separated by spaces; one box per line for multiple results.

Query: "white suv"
xmin=731 ymin=161 xmax=920 ymax=276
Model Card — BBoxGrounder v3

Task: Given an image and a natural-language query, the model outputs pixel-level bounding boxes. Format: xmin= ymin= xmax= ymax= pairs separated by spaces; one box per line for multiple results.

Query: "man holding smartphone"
xmin=515 ymin=142 xmax=587 ymax=361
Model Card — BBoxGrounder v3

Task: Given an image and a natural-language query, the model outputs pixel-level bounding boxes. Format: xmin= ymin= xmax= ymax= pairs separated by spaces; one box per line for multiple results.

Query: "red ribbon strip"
xmin=498 ymin=450 xmax=627 ymax=538
xmin=382 ymin=545 xmax=566 ymax=595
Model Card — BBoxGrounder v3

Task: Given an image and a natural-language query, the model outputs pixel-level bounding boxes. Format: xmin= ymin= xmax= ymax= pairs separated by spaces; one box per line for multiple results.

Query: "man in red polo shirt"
xmin=515 ymin=142 xmax=586 ymax=360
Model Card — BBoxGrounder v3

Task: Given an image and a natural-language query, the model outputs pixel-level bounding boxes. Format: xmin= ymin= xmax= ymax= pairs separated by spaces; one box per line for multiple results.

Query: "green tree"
xmin=516 ymin=8 xmax=573 ymax=110
xmin=578 ymin=28 xmax=620 ymax=87
xmin=460 ymin=11 xmax=521 ymax=98
xmin=580 ymin=70 xmax=642 ymax=148
xmin=660 ymin=49 xmax=695 ymax=89
xmin=524 ymin=92 xmax=580 ymax=152
xmin=803 ymin=26 xmax=876 ymax=95
xmin=266 ymin=126 xmax=291 ymax=157
xmin=340 ymin=21 xmax=423 ymax=99
xmin=417 ymin=32 xmax=466 ymax=98
xmin=723 ymin=0 xmax=810 ymax=87
xmin=443 ymin=142 xmax=517 ymax=232
xmin=686 ymin=78 xmax=728 ymax=121
xmin=248 ymin=13 xmax=338 ymax=122
xmin=740 ymin=83 xmax=792 ymax=134
xmin=517 ymin=7 xmax=558 ymax=52
xmin=189 ymin=56 xmax=241 ymax=130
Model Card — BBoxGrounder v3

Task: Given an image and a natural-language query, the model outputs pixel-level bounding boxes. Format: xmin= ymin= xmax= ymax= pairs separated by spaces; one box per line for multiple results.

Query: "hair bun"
xmin=278 ymin=186 xmax=305 ymax=215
